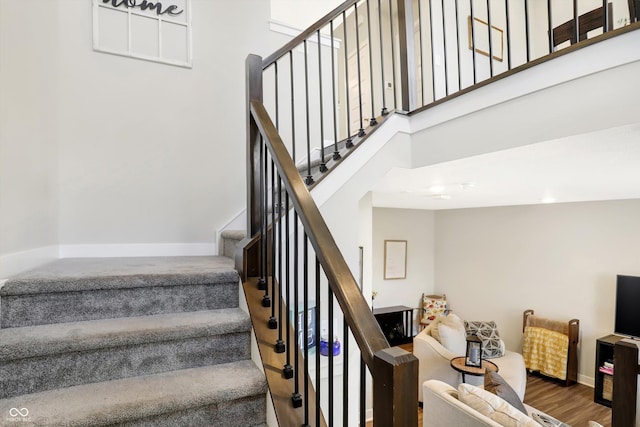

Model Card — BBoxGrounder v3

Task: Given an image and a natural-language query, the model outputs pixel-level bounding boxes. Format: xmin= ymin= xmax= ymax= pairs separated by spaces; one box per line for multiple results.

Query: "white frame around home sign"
xmin=92 ymin=0 xmax=192 ymax=68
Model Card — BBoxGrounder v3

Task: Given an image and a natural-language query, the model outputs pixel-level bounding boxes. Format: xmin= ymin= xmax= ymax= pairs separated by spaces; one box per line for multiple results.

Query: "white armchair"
xmin=414 ymin=320 xmax=527 ymax=403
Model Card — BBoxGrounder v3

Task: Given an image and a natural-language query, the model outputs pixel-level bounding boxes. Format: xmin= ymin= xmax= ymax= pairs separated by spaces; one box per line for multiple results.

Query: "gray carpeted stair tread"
xmin=0 ymin=308 xmax=250 ymax=361
xmin=1 ymin=256 xmax=236 ymax=295
xmin=220 ymin=230 xmax=246 ymax=240
xmin=1 ymin=256 xmax=241 ymax=328
xmin=0 ymin=361 xmax=267 ymax=426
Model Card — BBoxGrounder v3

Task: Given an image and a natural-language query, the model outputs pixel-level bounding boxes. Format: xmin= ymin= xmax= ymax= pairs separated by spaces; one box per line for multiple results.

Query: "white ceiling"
xmin=370 ymin=123 xmax=640 ymax=210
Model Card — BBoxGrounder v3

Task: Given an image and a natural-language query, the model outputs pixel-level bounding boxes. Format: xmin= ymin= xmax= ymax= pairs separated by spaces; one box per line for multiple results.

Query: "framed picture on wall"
xmin=290 ymin=305 xmax=316 ymax=351
xmin=384 ymin=240 xmax=407 ymax=280
xmin=468 ymin=16 xmax=504 ymax=62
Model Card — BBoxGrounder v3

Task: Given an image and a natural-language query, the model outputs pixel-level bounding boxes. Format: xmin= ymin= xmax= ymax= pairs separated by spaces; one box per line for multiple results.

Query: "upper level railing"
xmin=245 ymin=1 xmax=638 ymax=425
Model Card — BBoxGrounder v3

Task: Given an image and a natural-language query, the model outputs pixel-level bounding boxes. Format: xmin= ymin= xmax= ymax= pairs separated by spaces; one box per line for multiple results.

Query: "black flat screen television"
xmin=614 ymin=275 xmax=640 ymax=339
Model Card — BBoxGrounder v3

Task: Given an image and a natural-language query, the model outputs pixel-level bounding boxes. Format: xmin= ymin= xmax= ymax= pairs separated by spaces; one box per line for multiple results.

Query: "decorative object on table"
xmin=319 ymin=336 xmax=341 ymax=356
xmin=383 ymin=240 xmax=407 ymax=279
xmin=466 ymin=334 xmax=483 ymax=367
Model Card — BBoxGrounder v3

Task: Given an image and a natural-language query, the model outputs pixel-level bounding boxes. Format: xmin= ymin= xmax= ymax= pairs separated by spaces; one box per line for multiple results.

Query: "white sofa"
xmin=422 ymin=380 xmax=561 ymax=427
xmin=414 ymin=320 xmax=527 ymax=402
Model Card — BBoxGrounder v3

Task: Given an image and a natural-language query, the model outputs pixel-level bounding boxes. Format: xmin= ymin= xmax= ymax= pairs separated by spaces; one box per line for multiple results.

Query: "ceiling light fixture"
xmin=459 ymin=182 xmax=476 ymax=190
xmin=429 ymin=185 xmax=445 ymax=193
xmin=541 ymin=197 xmax=556 ymax=204
xmin=431 ymin=194 xmax=451 ymax=200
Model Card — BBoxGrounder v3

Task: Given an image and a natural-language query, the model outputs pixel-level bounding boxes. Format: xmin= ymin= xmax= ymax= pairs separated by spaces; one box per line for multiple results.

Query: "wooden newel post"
xmin=246 ymin=54 xmax=263 ymax=238
xmin=612 ymin=341 xmax=639 ymax=427
xmin=242 ymin=54 xmax=263 ymax=279
xmin=373 ymin=347 xmax=418 ymax=427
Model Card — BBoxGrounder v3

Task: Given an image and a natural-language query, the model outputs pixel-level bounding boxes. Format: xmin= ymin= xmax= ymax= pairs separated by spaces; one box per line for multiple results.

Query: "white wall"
xmin=372 ymin=207 xmax=435 ymax=331
xmin=434 ymin=199 xmax=640 ymax=385
xmin=0 ymin=0 xmax=272 ymax=274
xmin=271 ymin=0 xmax=345 ymax=30
xmin=0 ymin=0 xmax=60 ymax=276
xmin=56 ymin=0 xmax=269 ymax=251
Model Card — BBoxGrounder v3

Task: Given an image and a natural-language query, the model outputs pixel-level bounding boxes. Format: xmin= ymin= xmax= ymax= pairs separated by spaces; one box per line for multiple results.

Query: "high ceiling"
xmin=370 ymin=123 xmax=640 ymax=210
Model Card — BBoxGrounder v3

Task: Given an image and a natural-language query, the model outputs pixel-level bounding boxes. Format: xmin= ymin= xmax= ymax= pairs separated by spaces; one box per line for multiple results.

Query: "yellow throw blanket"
xmin=522 ymin=326 xmax=568 ymax=380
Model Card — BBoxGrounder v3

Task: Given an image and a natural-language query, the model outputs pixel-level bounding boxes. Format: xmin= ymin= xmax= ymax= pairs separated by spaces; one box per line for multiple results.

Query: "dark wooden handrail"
xmin=249 ymin=99 xmax=388 ymax=367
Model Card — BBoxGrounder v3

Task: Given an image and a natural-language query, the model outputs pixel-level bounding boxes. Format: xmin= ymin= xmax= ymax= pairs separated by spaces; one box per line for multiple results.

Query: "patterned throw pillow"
xmin=464 ymin=320 xmax=505 ymax=359
xmin=422 ymin=294 xmax=447 ymax=323
xmin=458 ymin=384 xmax=539 ymax=427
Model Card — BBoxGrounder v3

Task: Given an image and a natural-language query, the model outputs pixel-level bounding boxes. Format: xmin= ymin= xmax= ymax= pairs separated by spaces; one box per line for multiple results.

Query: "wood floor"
xmin=366 ymin=343 xmax=612 ymax=426
xmin=523 ymin=374 xmax=611 ymax=427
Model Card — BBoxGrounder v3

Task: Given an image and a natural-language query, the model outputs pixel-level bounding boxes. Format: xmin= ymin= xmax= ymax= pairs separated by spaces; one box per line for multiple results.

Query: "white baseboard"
xmin=0 ymin=246 xmax=59 ymax=279
xmin=59 ymin=243 xmax=217 ymax=258
xmin=365 ymin=408 xmax=373 ymax=423
xmin=578 ymin=373 xmax=595 ymax=388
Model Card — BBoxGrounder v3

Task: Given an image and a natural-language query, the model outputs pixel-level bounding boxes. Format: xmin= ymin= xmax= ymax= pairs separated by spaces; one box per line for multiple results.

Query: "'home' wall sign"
xmin=102 ymin=0 xmax=184 ymax=17
xmin=92 ymin=0 xmax=192 ymax=68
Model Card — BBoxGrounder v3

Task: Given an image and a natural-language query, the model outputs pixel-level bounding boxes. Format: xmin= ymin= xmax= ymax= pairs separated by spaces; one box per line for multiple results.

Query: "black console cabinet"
xmin=594 ymin=333 xmax=640 ymax=427
xmin=372 ymin=305 xmax=414 ymax=346
xmin=595 ymin=334 xmax=624 ymax=407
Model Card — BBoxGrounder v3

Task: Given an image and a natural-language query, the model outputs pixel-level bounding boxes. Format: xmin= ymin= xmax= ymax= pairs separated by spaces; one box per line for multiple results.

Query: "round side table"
xmin=450 ymin=356 xmax=498 ymax=383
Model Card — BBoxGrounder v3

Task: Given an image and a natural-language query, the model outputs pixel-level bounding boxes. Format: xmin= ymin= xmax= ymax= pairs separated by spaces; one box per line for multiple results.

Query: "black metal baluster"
xmin=359 ymin=357 xmax=366 ymax=427
xmin=470 ymin=0 xmax=477 ymax=84
xmin=268 ymin=159 xmax=277 ymax=327
xmin=328 ymin=285 xmax=335 ymax=426
xmin=290 ymin=51 xmax=297 ymax=162
xmin=275 ymin=176 xmax=285 ymax=352
xmin=258 ymin=138 xmax=267 ymax=293
xmin=330 ymin=20 xmax=341 ymax=161
xmin=261 ymin=146 xmax=270 ymax=308
xmin=388 ymin=0 xmax=398 ymax=110
xmin=317 ymin=30 xmax=328 ymax=173
xmin=366 ymin=0 xmax=378 ymax=126
xmin=343 ymin=11 xmax=353 ymax=148
xmin=547 ymin=0 xmax=554 ymax=53
xmin=428 ymin=0 xmax=437 ymax=100
xmin=303 ymin=40 xmax=314 ymax=185
xmin=442 ymin=0 xmax=450 ymax=95
xmin=377 ymin=0 xmax=388 ymax=116
xmin=282 ymin=193 xmax=292 ymax=369
xmin=573 ymin=0 xmax=579 ymax=44
xmin=343 ymin=320 xmax=349 ymax=427
xmin=602 ymin=0 xmax=608 ymax=32
xmin=354 ymin=3 xmax=366 ymax=138
xmin=303 ymin=234 xmax=310 ymax=426
xmin=417 ymin=0 xmax=426 ymax=104
xmin=455 ymin=0 xmax=462 ymax=90
xmin=525 ymin=0 xmax=530 ymax=62
xmin=315 ymin=259 xmax=321 ymax=426
xmin=487 ymin=0 xmax=494 ymax=77
xmin=291 ymin=212 xmax=302 ymax=407
xmin=505 ymin=0 xmax=511 ymax=69
xmin=275 ymin=61 xmax=279 ymax=130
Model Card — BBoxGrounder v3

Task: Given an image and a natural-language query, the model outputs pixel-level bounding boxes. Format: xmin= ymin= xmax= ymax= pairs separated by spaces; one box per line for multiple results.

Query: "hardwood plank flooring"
xmin=366 ymin=343 xmax=611 ymax=426
xmin=524 ymin=373 xmax=611 ymax=427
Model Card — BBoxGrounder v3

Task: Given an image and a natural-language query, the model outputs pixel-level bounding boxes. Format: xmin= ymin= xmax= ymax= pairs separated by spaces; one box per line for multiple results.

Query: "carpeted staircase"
xmin=0 ymin=255 xmax=267 ymax=426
